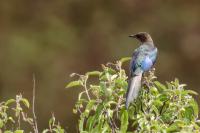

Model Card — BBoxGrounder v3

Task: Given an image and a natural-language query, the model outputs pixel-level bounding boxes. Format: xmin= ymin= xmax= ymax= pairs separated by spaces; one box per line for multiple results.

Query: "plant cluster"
xmin=1 ymin=57 xmax=199 ymax=133
xmin=67 ymin=57 xmax=200 ymax=133
xmin=0 ymin=94 xmax=65 ymax=133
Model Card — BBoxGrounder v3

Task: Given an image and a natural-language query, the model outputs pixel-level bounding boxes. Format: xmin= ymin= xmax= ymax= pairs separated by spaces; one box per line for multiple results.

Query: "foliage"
xmin=0 ymin=94 xmax=65 ymax=132
xmin=1 ymin=57 xmax=200 ymax=132
xmin=67 ymin=57 xmax=200 ymax=133
xmin=42 ymin=114 xmax=65 ymax=133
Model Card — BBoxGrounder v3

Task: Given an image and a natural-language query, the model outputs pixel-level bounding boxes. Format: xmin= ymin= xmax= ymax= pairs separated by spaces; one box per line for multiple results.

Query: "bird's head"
xmin=129 ymin=32 xmax=153 ymax=43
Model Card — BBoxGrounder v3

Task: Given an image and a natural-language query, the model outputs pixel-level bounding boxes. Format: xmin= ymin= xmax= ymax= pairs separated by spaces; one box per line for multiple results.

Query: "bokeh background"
xmin=0 ymin=0 xmax=200 ymax=132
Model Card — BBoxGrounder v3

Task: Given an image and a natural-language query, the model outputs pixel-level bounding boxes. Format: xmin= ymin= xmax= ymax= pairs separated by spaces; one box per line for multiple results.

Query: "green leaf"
xmin=66 ymin=80 xmax=82 ymax=88
xmin=4 ymin=131 xmax=13 ymax=133
xmin=49 ymin=116 xmax=55 ymax=127
xmin=120 ymin=109 xmax=128 ymax=133
xmin=186 ymin=90 xmax=198 ymax=95
xmin=87 ymin=104 xmax=104 ymax=131
xmin=0 ymin=119 xmax=3 ymax=128
xmin=182 ymin=106 xmax=194 ymax=122
xmin=14 ymin=130 xmax=24 ymax=133
xmin=80 ymin=131 xmax=88 ymax=133
xmin=161 ymin=111 xmax=173 ymax=123
xmin=78 ymin=92 xmax=85 ymax=101
xmin=21 ymin=98 xmax=30 ymax=108
xmin=174 ymin=78 xmax=179 ymax=86
xmin=8 ymin=117 xmax=15 ymax=123
xmin=53 ymin=128 xmax=65 ymax=133
xmin=86 ymin=71 xmax=101 ymax=76
xmin=42 ymin=129 xmax=49 ymax=133
xmin=150 ymin=87 xmax=158 ymax=95
xmin=115 ymin=78 xmax=128 ymax=89
xmin=91 ymin=104 xmax=104 ymax=127
xmin=119 ymin=57 xmax=131 ymax=64
xmin=86 ymin=116 xmax=95 ymax=131
xmin=102 ymin=122 xmax=110 ymax=132
xmin=158 ymin=94 xmax=168 ymax=102
xmin=153 ymin=100 xmax=163 ymax=107
xmin=79 ymin=114 xmax=85 ymax=132
xmin=107 ymin=67 xmax=116 ymax=74
xmin=95 ymin=118 xmax=104 ymax=132
xmin=5 ymin=99 xmax=15 ymax=105
xmin=190 ymin=99 xmax=199 ymax=117
xmin=84 ymin=100 xmax=96 ymax=117
xmin=152 ymin=105 xmax=159 ymax=116
xmin=166 ymin=82 xmax=172 ymax=90
xmin=167 ymin=120 xmax=183 ymax=132
xmin=154 ymin=81 xmax=166 ymax=91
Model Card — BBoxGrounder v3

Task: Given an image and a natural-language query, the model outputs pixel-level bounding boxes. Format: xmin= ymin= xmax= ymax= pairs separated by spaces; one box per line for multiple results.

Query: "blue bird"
xmin=126 ymin=32 xmax=158 ymax=109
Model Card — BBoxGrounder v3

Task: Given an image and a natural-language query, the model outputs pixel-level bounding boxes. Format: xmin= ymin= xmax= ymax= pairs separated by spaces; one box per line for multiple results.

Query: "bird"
xmin=125 ymin=32 xmax=158 ymax=109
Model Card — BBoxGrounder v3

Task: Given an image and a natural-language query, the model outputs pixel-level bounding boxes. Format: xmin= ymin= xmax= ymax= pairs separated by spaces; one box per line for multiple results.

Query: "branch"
xmin=32 ymin=74 xmax=39 ymax=133
xmin=83 ymin=76 xmax=91 ymax=100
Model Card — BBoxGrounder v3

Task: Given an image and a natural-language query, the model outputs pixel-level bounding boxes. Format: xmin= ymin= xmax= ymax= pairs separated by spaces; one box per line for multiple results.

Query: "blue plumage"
xmin=126 ymin=32 xmax=158 ymax=109
xmin=131 ymin=44 xmax=157 ymax=74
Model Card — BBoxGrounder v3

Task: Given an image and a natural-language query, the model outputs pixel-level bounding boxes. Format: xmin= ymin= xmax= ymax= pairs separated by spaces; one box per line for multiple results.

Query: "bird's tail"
xmin=126 ymin=72 xmax=142 ymax=109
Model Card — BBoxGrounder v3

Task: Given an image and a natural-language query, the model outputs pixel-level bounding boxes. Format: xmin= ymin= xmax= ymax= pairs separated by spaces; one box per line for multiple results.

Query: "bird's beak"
xmin=129 ymin=34 xmax=137 ymax=38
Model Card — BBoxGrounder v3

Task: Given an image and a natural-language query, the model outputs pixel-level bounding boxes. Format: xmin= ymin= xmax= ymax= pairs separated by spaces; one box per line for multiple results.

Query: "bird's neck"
xmin=146 ymin=37 xmax=153 ymax=43
xmin=142 ymin=41 xmax=154 ymax=47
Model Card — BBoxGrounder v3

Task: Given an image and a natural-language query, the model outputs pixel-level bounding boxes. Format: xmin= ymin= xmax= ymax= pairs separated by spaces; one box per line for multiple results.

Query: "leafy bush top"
xmin=67 ymin=57 xmax=200 ymax=133
xmin=1 ymin=57 xmax=199 ymax=132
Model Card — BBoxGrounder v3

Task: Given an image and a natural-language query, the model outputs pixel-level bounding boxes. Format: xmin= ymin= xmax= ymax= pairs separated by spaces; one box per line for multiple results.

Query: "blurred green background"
xmin=0 ymin=0 xmax=200 ymax=132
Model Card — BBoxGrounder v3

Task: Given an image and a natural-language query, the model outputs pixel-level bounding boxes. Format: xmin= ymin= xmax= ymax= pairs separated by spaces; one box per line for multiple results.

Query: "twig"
xmin=159 ymin=101 xmax=166 ymax=115
xmin=106 ymin=110 xmax=117 ymax=133
xmin=32 ymin=74 xmax=39 ymax=133
xmin=84 ymin=76 xmax=91 ymax=100
xmin=15 ymin=95 xmax=21 ymax=129
xmin=18 ymin=112 xmax=21 ymax=129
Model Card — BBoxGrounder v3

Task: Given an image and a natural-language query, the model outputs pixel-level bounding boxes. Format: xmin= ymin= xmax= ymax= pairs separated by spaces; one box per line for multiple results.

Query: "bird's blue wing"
xmin=130 ymin=47 xmax=157 ymax=76
xmin=130 ymin=49 xmax=139 ymax=76
xmin=149 ymin=47 xmax=158 ymax=65
xmin=141 ymin=56 xmax=153 ymax=71
xmin=141 ymin=47 xmax=157 ymax=71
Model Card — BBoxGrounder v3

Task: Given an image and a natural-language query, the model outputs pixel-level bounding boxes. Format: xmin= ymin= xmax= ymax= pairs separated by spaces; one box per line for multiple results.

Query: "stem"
xmin=84 ymin=76 xmax=91 ymax=100
xmin=18 ymin=113 xmax=21 ymax=129
xmin=32 ymin=74 xmax=39 ymax=133
xmin=106 ymin=110 xmax=117 ymax=133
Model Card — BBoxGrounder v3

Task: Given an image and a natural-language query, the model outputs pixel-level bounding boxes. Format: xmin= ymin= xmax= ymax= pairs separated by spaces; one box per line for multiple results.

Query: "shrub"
xmin=67 ymin=57 xmax=200 ymax=133
xmin=0 ymin=94 xmax=65 ymax=132
xmin=1 ymin=58 xmax=199 ymax=132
